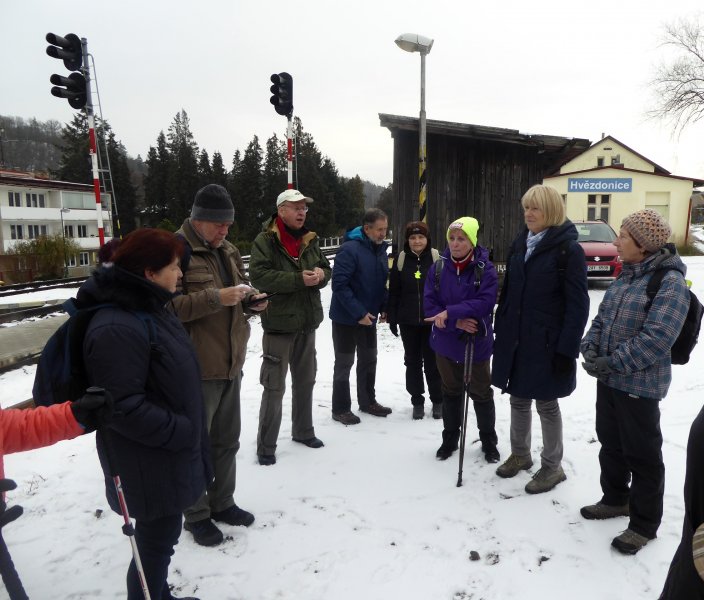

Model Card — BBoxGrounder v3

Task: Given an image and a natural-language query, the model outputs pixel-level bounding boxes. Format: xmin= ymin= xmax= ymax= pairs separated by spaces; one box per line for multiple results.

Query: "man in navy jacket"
xmin=329 ymin=208 xmax=392 ymax=424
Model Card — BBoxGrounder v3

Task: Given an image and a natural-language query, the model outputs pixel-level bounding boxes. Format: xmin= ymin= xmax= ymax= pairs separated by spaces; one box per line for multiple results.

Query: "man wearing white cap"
xmin=249 ymin=189 xmax=331 ymax=466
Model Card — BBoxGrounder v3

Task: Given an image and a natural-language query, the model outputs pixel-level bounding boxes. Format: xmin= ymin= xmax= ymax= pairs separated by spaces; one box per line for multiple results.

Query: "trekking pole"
xmin=87 ymin=387 xmax=152 ymax=600
xmin=457 ymin=335 xmax=475 ymax=487
xmin=0 ymin=479 xmax=29 ymax=600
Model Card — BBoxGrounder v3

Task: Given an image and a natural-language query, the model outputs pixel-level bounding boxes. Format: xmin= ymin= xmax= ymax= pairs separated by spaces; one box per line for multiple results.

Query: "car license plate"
xmin=587 ymin=265 xmax=610 ymax=272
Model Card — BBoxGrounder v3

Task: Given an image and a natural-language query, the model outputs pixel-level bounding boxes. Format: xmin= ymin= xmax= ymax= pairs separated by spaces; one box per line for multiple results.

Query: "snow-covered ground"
xmin=2 ymin=254 xmax=704 ymax=600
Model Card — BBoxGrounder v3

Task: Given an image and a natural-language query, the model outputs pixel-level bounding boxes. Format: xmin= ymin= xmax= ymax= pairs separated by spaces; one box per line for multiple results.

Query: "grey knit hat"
xmin=621 ymin=209 xmax=671 ymax=253
xmin=191 ymin=184 xmax=235 ymax=222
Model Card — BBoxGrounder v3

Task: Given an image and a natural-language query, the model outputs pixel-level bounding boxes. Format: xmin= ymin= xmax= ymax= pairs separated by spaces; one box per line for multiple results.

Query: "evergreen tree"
xmin=52 ymin=113 xmax=91 ymax=184
xmin=143 ymin=131 xmax=172 ymax=226
xmin=375 ymin=184 xmax=394 ymax=227
xmin=229 ymin=136 xmax=263 ymax=241
xmin=198 ymin=149 xmax=213 ymax=188
xmin=261 ymin=133 xmax=287 ymax=215
xmin=211 ymin=151 xmax=228 ymax=188
xmin=105 ymin=131 xmax=138 ymax=235
xmin=166 ymin=109 xmax=200 ymax=224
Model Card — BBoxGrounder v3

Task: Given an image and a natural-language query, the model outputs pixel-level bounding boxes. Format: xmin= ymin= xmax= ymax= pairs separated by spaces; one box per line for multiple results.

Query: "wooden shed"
xmin=379 ymin=113 xmax=591 ymax=262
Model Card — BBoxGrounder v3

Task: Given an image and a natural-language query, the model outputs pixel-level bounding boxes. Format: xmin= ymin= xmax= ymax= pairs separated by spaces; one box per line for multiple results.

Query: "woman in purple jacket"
xmin=424 ymin=217 xmax=499 ymax=463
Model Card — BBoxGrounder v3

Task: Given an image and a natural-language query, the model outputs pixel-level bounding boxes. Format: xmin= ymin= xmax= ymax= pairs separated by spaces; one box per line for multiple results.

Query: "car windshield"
xmin=576 ymin=223 xmax=617 ymax=243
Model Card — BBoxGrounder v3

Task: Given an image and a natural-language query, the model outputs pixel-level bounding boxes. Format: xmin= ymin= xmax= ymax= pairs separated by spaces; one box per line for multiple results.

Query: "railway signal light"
xmin=49 ymin=72 xmax=87 ymax=109
xmin=270 ymin=72 xmax=293 ymax=116
xmin=46 ymin=32 xmax=83 ymax=71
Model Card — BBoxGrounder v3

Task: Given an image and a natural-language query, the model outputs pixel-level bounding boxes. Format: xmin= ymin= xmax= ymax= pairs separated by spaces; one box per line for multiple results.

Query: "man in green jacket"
xmin=249 ymin=189 xmax=332 ymax=466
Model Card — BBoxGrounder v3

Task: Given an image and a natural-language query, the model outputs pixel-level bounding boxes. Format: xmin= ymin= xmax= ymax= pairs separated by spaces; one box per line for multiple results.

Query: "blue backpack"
xmin=32 ymin=298 xmax=155 ymax=407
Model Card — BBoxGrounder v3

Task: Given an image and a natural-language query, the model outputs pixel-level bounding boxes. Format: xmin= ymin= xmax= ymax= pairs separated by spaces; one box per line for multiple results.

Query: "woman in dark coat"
xmin=424 ymin=217 xmax=499 ymax=463
xmin=492 ymin=184 xmax=589 ymax=494
xmin=78 ymin=228 xmax=210 ymax=600
xmin=387 ymin=221 xmax=443 ymax=419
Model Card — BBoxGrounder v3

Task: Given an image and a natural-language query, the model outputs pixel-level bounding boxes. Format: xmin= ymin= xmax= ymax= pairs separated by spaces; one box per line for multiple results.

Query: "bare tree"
xmin=649 ymin=16 xmax=704 ymax=134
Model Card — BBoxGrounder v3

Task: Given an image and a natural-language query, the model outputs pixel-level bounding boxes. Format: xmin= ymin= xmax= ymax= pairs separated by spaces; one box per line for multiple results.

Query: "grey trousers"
xmin=257 ymin=331 xmax=317 ymax=456
xmin=184 ymin=376 xmax=241 ymax=523
xmin=509 ymin=395 xmax=563 ymax=470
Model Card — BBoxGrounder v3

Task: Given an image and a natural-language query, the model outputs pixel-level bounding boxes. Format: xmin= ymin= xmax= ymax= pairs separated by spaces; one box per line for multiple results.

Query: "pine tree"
xmin=198 ymin=149 xmax=213 ymax=188
xmin=105 ymin=131 xmax=138 ymax=235
xmin=261 ymin=133 xmax=287 ymax=215
xmin=166 ymin=109 xmax=200 ymax=225
xmin=211 ymin=151 xmax=228 ymax=188
xmin=143 ymin=131 xmax=172 ymax=226
xmin=52 ymin=113 xmax=91 ymax=183
xmin=230 ymin=136 xmax=263 ymax=241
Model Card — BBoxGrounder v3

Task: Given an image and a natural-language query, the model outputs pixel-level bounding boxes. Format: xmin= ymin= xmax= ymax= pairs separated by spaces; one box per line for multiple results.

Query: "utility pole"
xmin=270 ymin=72 xmax=294 ymax=189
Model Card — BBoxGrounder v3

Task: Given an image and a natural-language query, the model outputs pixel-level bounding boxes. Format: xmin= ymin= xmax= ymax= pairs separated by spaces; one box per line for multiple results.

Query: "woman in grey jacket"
xmin=580 ymin=209 xmax=689 ymax=555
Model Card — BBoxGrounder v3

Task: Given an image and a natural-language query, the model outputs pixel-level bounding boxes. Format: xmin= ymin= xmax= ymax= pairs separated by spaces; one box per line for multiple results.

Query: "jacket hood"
xmin=344 ymin=225 xmax=389 ymax=252
xmin=77 ymin=265 xmax=176 ymax=312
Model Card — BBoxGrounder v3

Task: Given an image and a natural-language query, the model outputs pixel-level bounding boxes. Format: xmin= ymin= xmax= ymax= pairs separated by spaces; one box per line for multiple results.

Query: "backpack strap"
xmin=645 ymin=268 xmax=670 ymax=309
xmin=395 ymin=251 xmax=406 ymax=272
xmin=474 ymin=261 xmax=485 ymax=288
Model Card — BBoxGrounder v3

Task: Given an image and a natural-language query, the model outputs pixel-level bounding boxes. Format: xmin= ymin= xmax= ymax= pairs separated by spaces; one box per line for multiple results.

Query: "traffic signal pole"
xmin=286 ymin=116 xmax=293 ymax=189
xmin=81 ymin=38 xmax=105 ymax=246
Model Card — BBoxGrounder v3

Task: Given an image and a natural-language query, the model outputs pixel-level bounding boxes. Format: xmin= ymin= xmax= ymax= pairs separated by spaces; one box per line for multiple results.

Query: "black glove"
xmin=582 ymin=348 xmax=598 ymax=363
xmin=389 ymin=322 xmax=399 ymax=337
xmin=552 ymin=353 xmax=574 ymax=374
xmin=70 ymin=387 xmax=114 ymax=433
xmin=0 ymin=479 xmax=23 ymax=530
xmin=582 ymin=356 xmax=612 ymax=378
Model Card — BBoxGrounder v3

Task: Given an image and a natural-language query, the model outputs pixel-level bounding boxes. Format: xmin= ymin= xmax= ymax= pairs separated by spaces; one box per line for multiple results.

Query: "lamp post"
xmin=60 ymin=207 xmax=70 ymax=278
xmin=395 ymin=33 xmax=434 ymax=223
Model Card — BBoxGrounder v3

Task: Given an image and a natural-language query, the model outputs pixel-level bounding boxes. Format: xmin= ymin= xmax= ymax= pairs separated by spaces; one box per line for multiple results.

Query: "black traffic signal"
xmin=270 ymin=72 xmax=293 ymax=116
xmin=46 ymin=32 xmax=83 ymax=71
xmin=50 ymin=73 xmax=87 ymax=109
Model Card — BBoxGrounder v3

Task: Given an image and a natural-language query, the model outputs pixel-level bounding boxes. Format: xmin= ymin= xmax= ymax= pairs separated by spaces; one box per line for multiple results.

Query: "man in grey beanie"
xmin=173 ymin=184 xmax=268 ymax=546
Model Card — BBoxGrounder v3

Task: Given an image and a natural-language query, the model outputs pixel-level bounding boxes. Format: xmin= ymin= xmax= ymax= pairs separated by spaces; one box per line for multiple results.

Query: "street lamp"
xmin=395 ymin=33 xmax=434 ymax=223
xmin=60 ymin=207 xmax=70 ymax=278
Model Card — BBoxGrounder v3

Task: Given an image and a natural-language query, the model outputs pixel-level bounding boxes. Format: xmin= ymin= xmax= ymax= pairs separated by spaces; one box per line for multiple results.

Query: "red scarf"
xmin=451 ymin=249 xmax=474 ymax=274
xmin=276 ymin=216 xmax=301 ymax=258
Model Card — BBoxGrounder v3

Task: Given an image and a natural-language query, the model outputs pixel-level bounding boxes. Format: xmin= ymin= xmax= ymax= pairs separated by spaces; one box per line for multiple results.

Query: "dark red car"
xmin=574 ymin=220 xmax=623 ymax=282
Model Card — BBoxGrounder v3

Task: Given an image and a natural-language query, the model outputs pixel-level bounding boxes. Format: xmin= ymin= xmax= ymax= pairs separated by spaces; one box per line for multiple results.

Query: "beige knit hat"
xmin=621 ymin=209 xmax=671 ymax=253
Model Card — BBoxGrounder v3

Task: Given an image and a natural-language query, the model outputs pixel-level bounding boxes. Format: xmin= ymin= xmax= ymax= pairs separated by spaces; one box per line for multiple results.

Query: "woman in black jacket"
xmin=387 ymin=221 xmax=443 ymax=419
xmin=78 ymin=229 xmax=210 ymax=600
xmin=492 ymin=185 xmax=589 ymax=495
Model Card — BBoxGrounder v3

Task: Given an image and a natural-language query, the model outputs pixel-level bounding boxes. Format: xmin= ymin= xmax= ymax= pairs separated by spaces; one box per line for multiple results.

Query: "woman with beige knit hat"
xmin=580 ymin=208 xmax=690 ymax=556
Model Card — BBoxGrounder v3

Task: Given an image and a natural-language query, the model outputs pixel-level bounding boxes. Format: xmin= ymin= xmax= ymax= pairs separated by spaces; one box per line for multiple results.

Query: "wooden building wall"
xmin=390 ymin=130 xmax=560 ymax=263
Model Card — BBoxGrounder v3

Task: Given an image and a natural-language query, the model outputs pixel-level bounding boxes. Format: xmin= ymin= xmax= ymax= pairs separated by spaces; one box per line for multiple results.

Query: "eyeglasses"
xmin=286 ymin=204 xmax=309 ymax=213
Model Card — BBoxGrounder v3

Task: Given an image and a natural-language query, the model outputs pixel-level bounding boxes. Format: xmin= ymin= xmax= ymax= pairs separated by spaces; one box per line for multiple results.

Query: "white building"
xmin=0 ymin=170 xmax=111 ymax=277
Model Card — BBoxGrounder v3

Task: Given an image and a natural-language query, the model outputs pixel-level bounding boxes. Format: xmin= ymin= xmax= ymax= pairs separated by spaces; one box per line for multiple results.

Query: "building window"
xmin=597 ymin=157 xmax=604 ymax=167
xmin=10 ymin=225 xmax=24 ymax=240
xmin=28 ymin=225 xmax=47 ymax=239
xmin=611 ymin=154 xmax=621 ymax=165
xmin=68 ymin=255 xmax=77 ymax=267
xmin=64 ymin=225 xmax=74 ymax=238
xmin=79 ymin=252 xmax=90 ymax=266
xmin=7 ymin=191 xmax=21 ymax=206
xmin=38 ymin=194 xmax=45 ymax=207
xmin=77 ymin=225 xmax=87 ymax=237
xmin=587 ymin=194 xmax=610 ymax=221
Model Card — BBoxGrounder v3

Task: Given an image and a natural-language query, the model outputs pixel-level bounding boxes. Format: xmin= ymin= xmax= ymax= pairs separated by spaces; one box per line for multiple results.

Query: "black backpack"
xmin=646 ymin=269 xmax=703 ymax=365
xmin=32 ymin=299 xmax=155 ymax=407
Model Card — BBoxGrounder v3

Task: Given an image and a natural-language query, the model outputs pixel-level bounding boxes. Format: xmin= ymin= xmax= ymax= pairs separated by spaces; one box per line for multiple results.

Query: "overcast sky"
xmin=2 ymin=0 xmax=703 ymax=188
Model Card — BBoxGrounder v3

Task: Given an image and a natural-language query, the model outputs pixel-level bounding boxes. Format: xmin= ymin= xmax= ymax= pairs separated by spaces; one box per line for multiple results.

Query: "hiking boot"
xmin=580 ymin=501 xmax=630 ymax=520
xmin=693 ymin=523 xmax=704 ymax=579
xmin=525 ymin=465 xmax=566 ymax=494
xmin=611 ymin=528 xmax=653 ymax=555
xmin=360 ymin=402 xmax=392 ymax=417
xmin=212 ymin=504 xmax=254 ymax=527
xmin=482 ymin=443 xmax=500 ymax=464
xmin=436 ymin=443 xmax=458 ymax=461
xmin=184 ymin=518 xmax=223 ymax=547
xmin=332 ymin=411 xmax=361 ymax=425
xmin=495 ymin=454 xmax=533 ymax=478
xmin=293 ymin=436 xmax=324 ymax=448
xmin=431 ymin=403 xmax=442 ymax=419
xmin=412 ymin=405 xmax=425 ymax=420
xmin=258 ymin=454 xmax=276 ymax=466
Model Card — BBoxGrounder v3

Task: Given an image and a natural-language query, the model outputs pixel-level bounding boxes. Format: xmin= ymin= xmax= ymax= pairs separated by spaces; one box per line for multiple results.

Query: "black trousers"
xmin=435 ymin=354 xmax=496 ymax=448
xmin=659 ymin=404 xmax=704 ymax=599
xmin=400 ymin=323 xmax=442 ymax=406
xmin=331 ymin=322 xmax=378 ymax=414
xmin=595 ymin=381 xmax=664 ymax=539
xmin=126 ymin=513 xmax=182 ymax=600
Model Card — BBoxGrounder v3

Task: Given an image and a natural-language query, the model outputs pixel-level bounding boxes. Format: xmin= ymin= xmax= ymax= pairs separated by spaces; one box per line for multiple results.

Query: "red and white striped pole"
xmin=81 ymin=38 xmax=105 ymax=246
xmin=286 ymin=115 xmax=293 ymax=189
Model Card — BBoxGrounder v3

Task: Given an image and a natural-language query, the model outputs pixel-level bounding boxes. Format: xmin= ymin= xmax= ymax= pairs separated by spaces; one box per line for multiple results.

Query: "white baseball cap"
xmin=276 ymin=189 xmax=314 ymax=207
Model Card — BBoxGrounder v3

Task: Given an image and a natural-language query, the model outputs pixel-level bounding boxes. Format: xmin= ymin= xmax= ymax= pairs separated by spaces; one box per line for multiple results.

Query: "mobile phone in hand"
xmin=245 ymin=292 xmax=277 ymax=307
